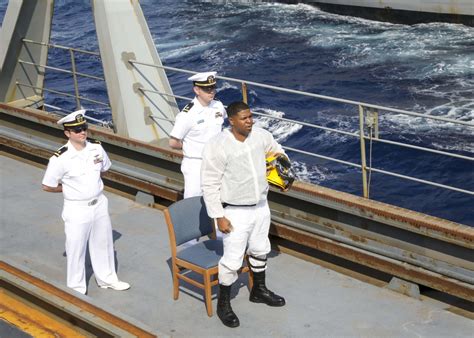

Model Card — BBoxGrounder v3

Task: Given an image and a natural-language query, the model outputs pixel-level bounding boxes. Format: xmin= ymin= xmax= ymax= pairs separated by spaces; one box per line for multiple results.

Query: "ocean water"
xmin=1 ymin=1 xmax=473 ymax=225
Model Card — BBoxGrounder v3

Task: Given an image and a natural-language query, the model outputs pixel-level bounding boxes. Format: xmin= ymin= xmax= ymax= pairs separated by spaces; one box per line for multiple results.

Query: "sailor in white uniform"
xmin=201 ymin=101 xmax=286 ymax=328
xmin=169 ymin=71 xmax=226 ymax=199
xmin=42 ymin=110 xmax=130 ymax=294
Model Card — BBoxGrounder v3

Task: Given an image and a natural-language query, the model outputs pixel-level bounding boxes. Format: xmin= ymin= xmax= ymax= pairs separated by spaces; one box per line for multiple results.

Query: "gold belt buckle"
xmin=88 ymin=199 xmax=98 ymax=206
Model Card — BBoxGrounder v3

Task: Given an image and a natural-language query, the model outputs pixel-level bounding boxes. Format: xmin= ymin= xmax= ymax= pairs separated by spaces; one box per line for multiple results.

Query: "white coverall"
xmin=201 ymin=127 xmax=285 ymax=285
xmin=42 ymin=140 xmax=120 ymax=294
xmin=170 ymin=97 xmax=226 ymax=198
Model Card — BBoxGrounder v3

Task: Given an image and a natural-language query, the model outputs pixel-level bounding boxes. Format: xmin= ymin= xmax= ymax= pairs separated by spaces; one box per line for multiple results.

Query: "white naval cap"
xmin=57 ymin=109 xmax=87 ymax=128
xmin=188 ymin=71 xmax=217 ymax=87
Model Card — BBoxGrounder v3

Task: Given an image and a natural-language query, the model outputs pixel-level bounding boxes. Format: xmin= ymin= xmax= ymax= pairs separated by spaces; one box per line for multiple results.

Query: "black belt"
xmin=222 ymin=203 xmax=256 ymax=208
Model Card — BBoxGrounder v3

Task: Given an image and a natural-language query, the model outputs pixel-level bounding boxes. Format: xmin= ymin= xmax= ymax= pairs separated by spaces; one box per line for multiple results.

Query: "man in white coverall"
xmin=168 ymin=71 xmax=226 ymax=198
xmin=42 ymin=110 xmax=130 ymax=294
xmin=201 ymin=101 xmax=286 ymax=328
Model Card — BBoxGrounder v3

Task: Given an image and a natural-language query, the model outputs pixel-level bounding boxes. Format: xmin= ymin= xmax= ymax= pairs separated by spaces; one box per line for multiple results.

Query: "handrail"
xmin=139 ymin=88 xmax=189 ymax=102
xmin=16 ymin=83 xmax=109 ymax=107
xmin=14 ymin=39 xmax=474 ymax=199
xmin=18 ymin=60 xmax=105 ymax=81
xmin=20 ymin=38 xmax=107 ymax=112
xmin=129 ymin=59 xmax=474 ymax=127
xmin=22 ymin=38 xmax=101 ymax=56
xmin=139 ymin=84 xmax=474 ymax=162
xmin=366 ymin=166 xmax=474 ymax=195
xmin=42 ymin=103 xmax=112 ymax=127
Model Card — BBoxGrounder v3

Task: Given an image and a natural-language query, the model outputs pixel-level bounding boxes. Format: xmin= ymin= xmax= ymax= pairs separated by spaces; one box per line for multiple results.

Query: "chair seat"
xmin=164 ymin=197 xmax=252 ymax=317
xmin=177 ymin=239 xmax=223 ymax=269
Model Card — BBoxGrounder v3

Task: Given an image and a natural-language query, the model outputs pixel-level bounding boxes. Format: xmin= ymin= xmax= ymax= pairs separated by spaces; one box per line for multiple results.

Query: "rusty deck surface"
xmin=1 ymin=154 xmax=473 ymax=337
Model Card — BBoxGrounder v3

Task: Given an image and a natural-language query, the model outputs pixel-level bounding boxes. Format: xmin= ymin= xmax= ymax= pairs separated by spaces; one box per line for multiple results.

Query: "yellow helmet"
xmin=266 ymin=154 xmax=295 ymax=191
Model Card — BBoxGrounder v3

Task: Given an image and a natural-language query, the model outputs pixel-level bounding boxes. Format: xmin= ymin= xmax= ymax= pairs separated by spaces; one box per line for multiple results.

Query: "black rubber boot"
xmin=249 ymin=271 xmax=286 ymax=307
xmin=217 ymin=284 xmax=240 ymax=328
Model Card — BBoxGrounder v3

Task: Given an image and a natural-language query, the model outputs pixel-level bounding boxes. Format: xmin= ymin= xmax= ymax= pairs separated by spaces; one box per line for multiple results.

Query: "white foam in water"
xmin=377 ymin=108 xmax=474 ymax=153
xmin=216 ymin=81 xmax=238 ymax=92
xmin=252 ymin=108 xmax=302 ymax=143
xmin=381 ymin=99 xmax=474 ymax=129
xmin=258 ymin=6 xmax=474 ymax=146
xmin=161 ymin=40 xmax=216 ymax=59
xmin=291 ymin=160 xmax=339 ymax=184
xmin=264 ymin=7 xmax=474 ymax=80
xmin=251 ymin=108 xmax=344 ymax=183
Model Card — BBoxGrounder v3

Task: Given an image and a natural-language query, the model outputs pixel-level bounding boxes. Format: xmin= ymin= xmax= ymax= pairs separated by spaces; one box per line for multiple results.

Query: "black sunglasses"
xmin=68 ymin=125 xmax=88 ymax=133
xmin=200 ymin=86 xmax=216 ymax=93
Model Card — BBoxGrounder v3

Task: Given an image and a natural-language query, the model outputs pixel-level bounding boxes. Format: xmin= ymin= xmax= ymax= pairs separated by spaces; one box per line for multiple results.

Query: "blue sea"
xmin=1 ymin=1 xmax=473 ymax=225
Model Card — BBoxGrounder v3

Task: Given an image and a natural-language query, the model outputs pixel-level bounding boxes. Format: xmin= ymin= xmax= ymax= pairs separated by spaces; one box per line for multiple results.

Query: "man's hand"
xmin=42 ymin=184 xmax=63 ymax=193
xmin=168 ymin=137 xmax=183 ymax=150
xmin=275 ymin=153 xmax=291 ymax=168
xmin=216 ymin=217 xmax=233 ymax=234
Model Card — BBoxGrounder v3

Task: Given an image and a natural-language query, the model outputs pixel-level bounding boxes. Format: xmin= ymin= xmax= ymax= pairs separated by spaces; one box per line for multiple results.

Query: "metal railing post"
xmin=359 ymin=105 xmax=369 ymax=198
xmin=373 ymin=108 xmax=379 ymax=139
xmin=366 ymin=107 xmax=379 ymax=139
xmin=242 ymin=82 xmax=248 ymax=104
xmin=69 ymin=49 xmax=81 ymax=110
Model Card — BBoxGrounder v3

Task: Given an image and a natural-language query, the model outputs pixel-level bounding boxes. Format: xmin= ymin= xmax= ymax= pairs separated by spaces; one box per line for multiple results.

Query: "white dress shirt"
xmin=42 ymin=140 xmax=111 ymax=201
xmin=201 ymin=127 xmax=284 ymax=218
xmin=170 ymin=97 xmax=226 ymax=159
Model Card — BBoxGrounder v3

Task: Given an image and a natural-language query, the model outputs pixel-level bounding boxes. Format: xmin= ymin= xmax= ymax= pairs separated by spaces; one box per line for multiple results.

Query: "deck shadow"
xmin=61 ymin=230 xmax=124 ymax=293
xmin=164 ymin=257 xmax=251 ymax=304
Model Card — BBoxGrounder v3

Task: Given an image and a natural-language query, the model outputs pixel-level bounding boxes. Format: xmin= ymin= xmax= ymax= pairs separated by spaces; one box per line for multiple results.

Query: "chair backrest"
xmin=166 ymin=196 xmax=213 ymax=246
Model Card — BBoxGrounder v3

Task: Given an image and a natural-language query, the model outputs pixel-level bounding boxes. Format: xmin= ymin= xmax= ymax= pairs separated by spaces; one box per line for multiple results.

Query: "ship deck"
xmin=1 ymin=153 xmax=473 ymax=337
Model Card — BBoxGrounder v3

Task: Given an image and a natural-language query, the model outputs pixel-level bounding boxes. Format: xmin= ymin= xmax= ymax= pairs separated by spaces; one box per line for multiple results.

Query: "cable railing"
xmin=16 ymin=83 xmax=109 ymax=107
xmin=16 ymin=39 xmax=474 ymax=198
xmin=20 ymin=39 xmax=106 ymax=111
xmin=145 ymin=83 xmax=473 ymax=160
xmin=18 ymin=60 xmax=105 ymax=81
xmin=131 ymin=60 xmax=473 ymax=127
xmin=128 ymin=59 xmax=474 ymax=198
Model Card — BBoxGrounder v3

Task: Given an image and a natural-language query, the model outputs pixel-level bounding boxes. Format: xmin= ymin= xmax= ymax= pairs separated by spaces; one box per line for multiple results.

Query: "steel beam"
xmin=0 ymin=0 xmax=54 ymax=106
xmin=91 ymin=0 xmax=179 ymax=142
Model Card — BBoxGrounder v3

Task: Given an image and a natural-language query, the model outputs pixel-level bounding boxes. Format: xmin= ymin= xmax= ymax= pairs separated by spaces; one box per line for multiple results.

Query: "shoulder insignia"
xmin=182 ymin=102 xmax=194 ymax=113
xmin=87 ymin=138 xmax=101 ymax=144
xmin=53 ymin=146 xmax=68 ymax=157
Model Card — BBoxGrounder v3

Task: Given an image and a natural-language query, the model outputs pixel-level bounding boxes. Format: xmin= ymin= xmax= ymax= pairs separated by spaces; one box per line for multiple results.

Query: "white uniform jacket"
xmin=201 ymin=127 xmax=284 ymax=218
xmin=170 ymin=98 xmax=226 ymax=159
xmin=42 ymin=140 xmax=111 ymax=201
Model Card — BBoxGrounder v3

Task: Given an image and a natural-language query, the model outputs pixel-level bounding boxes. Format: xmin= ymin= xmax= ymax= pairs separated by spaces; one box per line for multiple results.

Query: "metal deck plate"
xmin=1 ymin=154 xmax=472 ymax=337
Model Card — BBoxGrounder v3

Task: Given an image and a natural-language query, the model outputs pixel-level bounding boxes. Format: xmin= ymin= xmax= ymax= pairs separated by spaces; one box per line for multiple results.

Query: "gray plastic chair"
xmin=164 ymin=196 xmax=251 ymax=317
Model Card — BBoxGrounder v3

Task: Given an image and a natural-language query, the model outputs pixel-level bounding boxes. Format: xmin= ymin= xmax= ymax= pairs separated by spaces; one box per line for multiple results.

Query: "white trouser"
xmin=181 ymin=157 xmax=222 ymax=243
xmin=62 ymin=194 xmax=118 ymax=294
xmin=181 ymin=157 xmax=202 ymax=199
xmin=218 ymin=200 xmax=271 ymax=285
